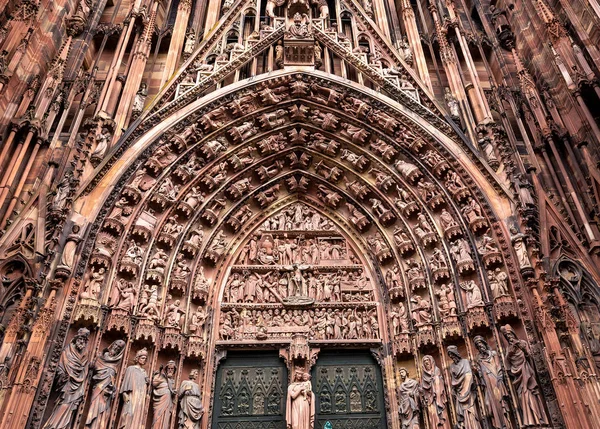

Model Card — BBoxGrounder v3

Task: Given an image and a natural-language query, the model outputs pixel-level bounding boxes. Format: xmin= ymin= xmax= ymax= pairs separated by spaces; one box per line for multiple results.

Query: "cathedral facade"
xmin=0 ymin=0 xmax=599 ymax=428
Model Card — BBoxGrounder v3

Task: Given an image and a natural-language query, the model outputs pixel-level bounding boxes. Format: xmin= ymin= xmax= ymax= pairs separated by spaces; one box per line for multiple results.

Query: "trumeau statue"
xmin=473 ymin=336 xmax=513 ymax=429
xmin=42 ymin=328 xmax=91 ymax=429
xmin=85 ymin=339 xmax=126 ymax=429
xmin=500 ymin=324 xmax=548 ymax=426
xmin=178 ymin=370 xmax=204 ymax=429
xmin=420 ymin=355 xmax=451 ymax=429
xmin=398 ymin=367 xmax=420 ymax=429
xmin=151 ymin=360 xmax=177 ymax=429
xmin=286 ymin=371 xmax=315 ymax=429
xmin=447 ymin=345 xmax=481 ymax=429
xmin=118 ymin=348 xmax=149 ymax=429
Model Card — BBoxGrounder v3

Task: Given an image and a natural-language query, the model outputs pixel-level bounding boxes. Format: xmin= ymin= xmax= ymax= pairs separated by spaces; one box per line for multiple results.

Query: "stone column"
xmin=160 ymin=0 xmax=192 ymax=88
xmin=400 ymin=0 xmax=432 ymax=91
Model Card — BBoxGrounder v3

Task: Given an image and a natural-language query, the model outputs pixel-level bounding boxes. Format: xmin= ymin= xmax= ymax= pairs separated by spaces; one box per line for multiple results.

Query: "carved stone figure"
xmin=398 ymin=367 xmax=420 ymax=429
xmin=42 ymin=328 xmax=90 ymax=429
xmin=420 ymin=355 xmax=450 ymax=429
xmin=91 ymin=127 xmax=111 ymax=161
xmin=164 ymin=298 xmax=185 ymax=328
xmin=445 ymin=87 xmax=460 ymax=119
xmin=286 ymin=371 xmax=315 ymax=429
xmin=85 ymin=340 xmax=126 ymax=429
xmin=500 ymin=324 xmax=548 ymax=426
xmin=489 ymin=268 xmax=509 ymax=298
xmin=151 ymin=360 xmax=177 ymax=429
xmin=509 ymin=226 xmax=532 ymax=269
xmin=132 ymin=83 xmax=148 ymax=114
xmin=81 ymin=267 xmax=105 ymax=300
xmin=473 ymin=336 xmax=513 ymax=429
xmin=460 ymin=280 xmax=484 ymax=309
xmin=447 ymin=345 xmax=481 ymax=429
xmin=178 ymin=369 xmax=204 ymax=429
xmin=183 ymin=30 xmax=196 ymax=56
xmin=118 ymin=348 xmax=149 ymax=429
xmin=411 ymin=294 xmax=432 ymax=326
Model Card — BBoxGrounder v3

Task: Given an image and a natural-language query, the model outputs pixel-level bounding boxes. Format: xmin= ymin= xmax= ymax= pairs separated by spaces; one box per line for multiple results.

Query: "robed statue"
xmin=447 ymin=345 xmax=481 ymax=429
xmin=178 ymin=369 xmax=204 ymax=429
xmin=286 ymin=371 xmax=315 ymax=429
xmin=117 ymin=348 xmax=149 ymax=429
xmin=43 ymin=328 xmax=91 ymax=429
xmin=85 ymin=339 xmax=126 ymax=429
xmin=151 ymin=360 xmax=177 ymax=429
xmin=397 ymin=367 xmax=420 ymax=429
xmin=500 ymin=324 xmax=548 ymax=426
xmin=420 ymin=355 xmax=450 ymax=429
xmin=473 ymin=336 xmax=513 ymax=429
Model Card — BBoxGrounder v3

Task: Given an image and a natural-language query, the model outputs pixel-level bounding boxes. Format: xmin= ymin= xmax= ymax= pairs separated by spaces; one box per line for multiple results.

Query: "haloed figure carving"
xmin=85 ymin=339 xmax=126 ymax=429
xmin=152 ymin=360 xmax=177 ymax=429
xmin=447 ymin=345 xmax=481 ymax=429
xmin=118 ymin=348 xmax=149 ymax=429
xmin=500 ymin=325 xmax=548 ymax=426
xmin=43 ymin=328 xmax=90 ymax=429
xmin=178 ymin=369 xmax=204 ymax=429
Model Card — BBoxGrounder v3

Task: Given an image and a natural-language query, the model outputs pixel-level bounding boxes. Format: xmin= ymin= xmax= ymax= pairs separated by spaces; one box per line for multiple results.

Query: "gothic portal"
xmin=1 ymin=0 xmax=600 ymax=429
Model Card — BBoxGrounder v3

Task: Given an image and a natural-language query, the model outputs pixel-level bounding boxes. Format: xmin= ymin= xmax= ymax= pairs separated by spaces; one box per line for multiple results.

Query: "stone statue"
xmin=500 ymin=324 xmax=548 ymax=426
xmin=445 ymin=87 xmax=460 ymax=119
xmin=460 ymin=280 xmax=484 ymax=309
xmin=399 ymin=36 xmax=412 ymax=64
xmin=489 ymin=268 xmax=509 ymax=299
xmin=420 ymin=355 xmax=450 ymax=429
xmin=85 ymin=339 xmax=126 ymax=429
xmin=183 ymin=30 xmax=196 ymax=56
xmin=286 ymin=370 xmax=315 ymax=429
xmin=473 ymin=336 xmax=513 ymax=429
xmin=178 ymin=369 xmax=204 ymax=429
xmin=447 ymin=345 xmax=481 ymax=429
xmin=117 ymin=348 xmax=149 ymax=429
xmin=132 ymin=83 xmax=148 ymax=115
xmin=151 ymin=360 xmax=177 ymax=429
xmin=42 ymin=328 xmax=90 ymax=429
xmin=509 ymin=226 xmax=532 ymax=270
xmin=81 ymin=267 xmax=105 ymax=300
xmin=91 ymin=127 xmax=111 ymax=161
xmin=398 ymin=367 xmax=420 ymax=429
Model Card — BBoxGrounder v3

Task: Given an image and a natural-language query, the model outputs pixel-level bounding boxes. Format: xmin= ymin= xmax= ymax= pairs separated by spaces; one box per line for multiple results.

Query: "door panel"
xmin=212 ymin=352 xmax=288 ymax=429
xmin=311 ymin=351 xmax=387 ymax=429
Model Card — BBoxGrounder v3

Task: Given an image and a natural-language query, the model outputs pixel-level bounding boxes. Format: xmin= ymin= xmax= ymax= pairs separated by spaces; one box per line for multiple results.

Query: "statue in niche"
xmin=436 ymin=284 xmax=457 ymax=317
xmin=118 ymin=348 xmax=149 ymax=429
xmin=390 ymin=303 xmax=409 ymax=334
xmin=420 ymin=355 xmax=450 ymax=429
xmin=439 ymin=208 xmax=458 ymax=229
xmin=398 ymin=367 xmax=420 ymax=429
xmin=447 ymin=345 xmax=481 ymax=429
xmin=450 ymin=239 xmax=473 ymax=265
xmin=286 ymin=370 xmax=315 ymax=429
xmin=411 ymin=294 xmax=432 ymax=326
xmin=473 ymin=336 xmax=513 ymax=429
xmin=42 ymin=328 xmax=90 ymax=429
xmin=132 ymin=83 xmax=148 ymax=115
xmin=183 ymin=30 xmax=196 ymax=56
xmin=460 ymin=280 xmax=484 ymax=309
xmin=139 ymin=285 xmax=161 ymax=320
xmin=85 ymin=340 xmax=126 ymax=429
xmin=189 ymin=307 xmax=207 ymax=334
xmin=266 ymin=0 xmax=286 ymax=18
xmin=399 ymin=36 xmax=413 ymax=64
xmin=288 ymin=12 xmax=310 ymax=38
xmin=123 ymin=241 xmax=143 ymax=266
xmin=488 ymin=268 xmax=509 ymax=299
xmin=312 ymin=0 xmax=329 ymax=19
xmin=500 ymin=324 xmax=548 ymax=426
xmin=81 ymin=267 xmax=105 ymax=300
xmin=462 ymin=197 xmax=483 ymax=222
xmin=445 ymin=87 xmax=460 ymax=119
xmin=178 ymin=369 xmax=204 ymax=429
xmin=152 ymin=360 xmax=177 ymax=429
xmin=164 ymin=297 xmax=185 ymax=328
xmin=509 ymin=226 xmax=532 ymax=270
xmin=110 ymin=279 xmax=137 ymax=312
xmin=91 ymin=127 xmax=111 ymax=161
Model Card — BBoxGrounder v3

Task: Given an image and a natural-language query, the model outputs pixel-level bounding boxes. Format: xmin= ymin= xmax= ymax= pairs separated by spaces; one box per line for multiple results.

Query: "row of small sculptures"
xmin=398 ymin=329 xmax=548 ymax=429
xmin=223 ymin=268 xmax=370 ymax=303
xmin=219 ymin=307 xmax=379 ymax=341
xmin=42 ymin=331 xmax=203 ymax=429
xmin=237 ymin=235 xmax=356 ymax=266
